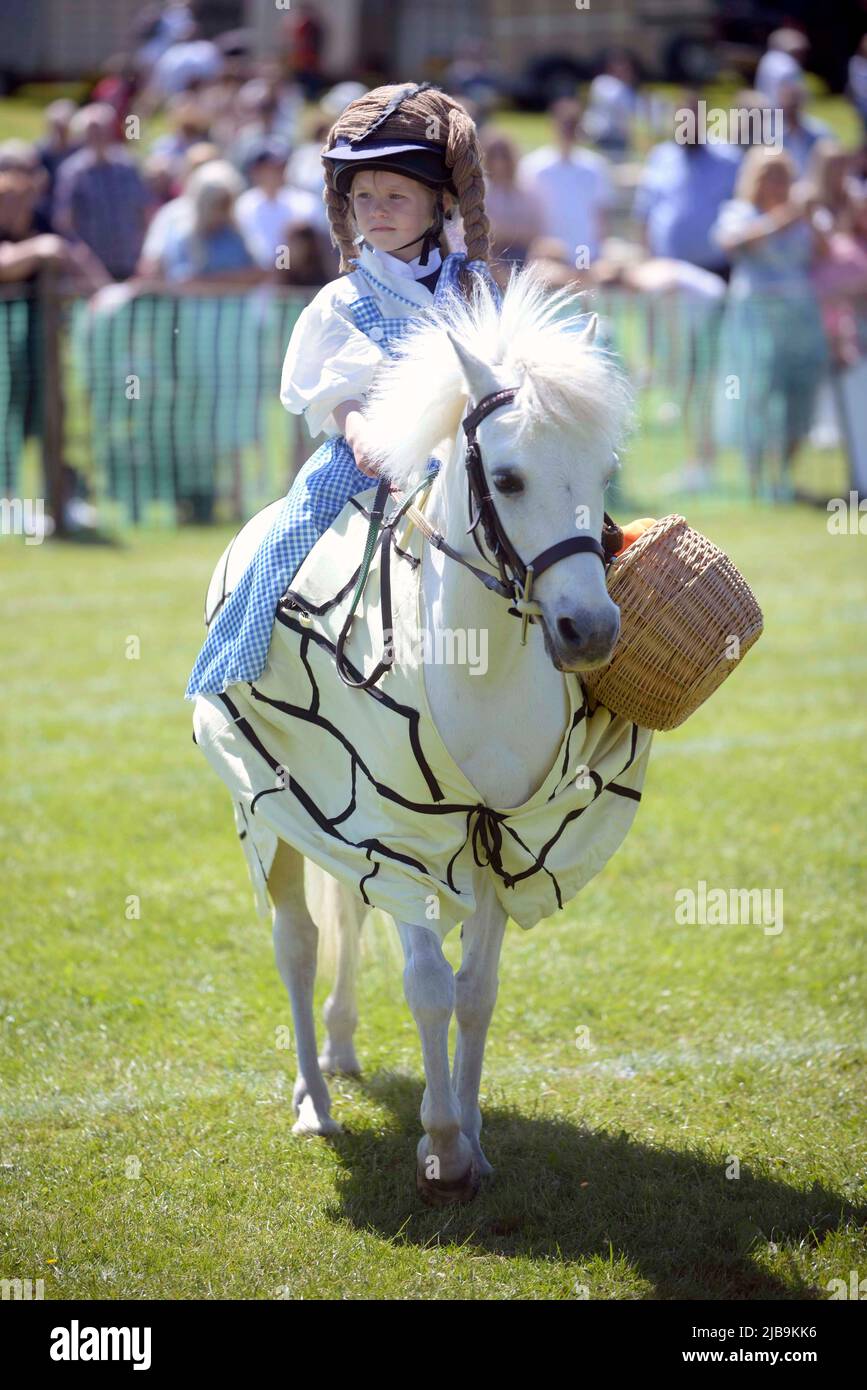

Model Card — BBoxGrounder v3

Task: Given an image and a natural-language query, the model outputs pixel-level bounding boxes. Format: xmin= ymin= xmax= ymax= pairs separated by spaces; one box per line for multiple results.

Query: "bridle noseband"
xmin=329 ymin=386 xmax=623 ymax=689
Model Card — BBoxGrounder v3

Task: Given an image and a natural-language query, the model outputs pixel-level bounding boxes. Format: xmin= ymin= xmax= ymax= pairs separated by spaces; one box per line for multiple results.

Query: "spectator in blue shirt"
xmin=52 ymin=103 xmax=151 ymax=281
xmin=633 ymin=95 xmax=738 ymax=274
xmin=153 ymin=160 xmax=262 ymax=285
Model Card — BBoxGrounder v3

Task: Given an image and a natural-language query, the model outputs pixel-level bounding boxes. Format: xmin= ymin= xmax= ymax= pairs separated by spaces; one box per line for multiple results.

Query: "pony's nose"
xmin=554 ymin=604 xmax=620 ymax=668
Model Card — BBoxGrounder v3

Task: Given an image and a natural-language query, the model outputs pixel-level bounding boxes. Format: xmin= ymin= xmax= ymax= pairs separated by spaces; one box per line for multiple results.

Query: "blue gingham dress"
xmin=185 ymin=251 xmax=502 ymax=699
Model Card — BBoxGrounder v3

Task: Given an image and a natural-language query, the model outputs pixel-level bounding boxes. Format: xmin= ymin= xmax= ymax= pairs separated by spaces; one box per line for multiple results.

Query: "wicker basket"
xmin=582 ymin=514 xmax=763 ymax=731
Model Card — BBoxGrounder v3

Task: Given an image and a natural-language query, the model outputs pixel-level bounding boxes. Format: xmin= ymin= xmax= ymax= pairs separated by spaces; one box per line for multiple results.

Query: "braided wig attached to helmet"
xmin=322 ymin=81 xmax=491 ymax=297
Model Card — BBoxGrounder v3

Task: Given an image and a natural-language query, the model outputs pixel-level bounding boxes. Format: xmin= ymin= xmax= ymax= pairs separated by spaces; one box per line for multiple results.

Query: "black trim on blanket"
xmin=359 ymin=852 xmax=381 ymax=903
xmin=275 ymin=607 xmax=445 ymax=802
xmin=499 ymin=818 xmax=566 ymax=907
xmin=298 ymin=630 xmax=319 ymax=718
xmin=212 ymin=602 xmax=645 ymax=913
xmin=279 ymin=562 xmax=364 ymax=619
xmin=237 ymin=799 xmax=268 ymax=884
xmin=548 ymin=682 xmax=589 ymax=801
xmin=217 ymin=690 xmax=450 ymax=906
xmin=606 ymin=781 xmax=642 ymax=802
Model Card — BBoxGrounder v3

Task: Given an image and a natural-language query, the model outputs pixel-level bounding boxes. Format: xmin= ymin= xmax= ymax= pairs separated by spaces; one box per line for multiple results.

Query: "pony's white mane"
xmin=363 ymin=263 xmax=634 ymax=492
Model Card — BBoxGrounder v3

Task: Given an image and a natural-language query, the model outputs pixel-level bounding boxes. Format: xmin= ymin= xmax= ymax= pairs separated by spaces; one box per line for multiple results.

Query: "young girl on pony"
xmin=185 ymin=81 xmax=502 ymax=699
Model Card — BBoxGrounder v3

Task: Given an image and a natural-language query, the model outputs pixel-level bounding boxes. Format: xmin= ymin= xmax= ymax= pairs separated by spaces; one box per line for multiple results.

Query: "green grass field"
xmin=1 ymin=482 xmax=865 ymax=1300
xmin=1 ymin=81 xmax=864 ymax=1302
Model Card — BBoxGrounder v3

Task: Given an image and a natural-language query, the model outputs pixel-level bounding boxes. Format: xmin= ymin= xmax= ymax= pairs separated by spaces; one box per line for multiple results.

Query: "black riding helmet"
xmin=323 ymin=136 xmax=457 ymax=265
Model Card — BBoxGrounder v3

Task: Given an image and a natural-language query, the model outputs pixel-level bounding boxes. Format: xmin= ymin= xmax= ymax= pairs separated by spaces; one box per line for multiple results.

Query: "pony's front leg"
xmin=452 ymin=883 xmax=507 ymax=1178
xmin=397 ymin=921 xmax=479 ymax=1205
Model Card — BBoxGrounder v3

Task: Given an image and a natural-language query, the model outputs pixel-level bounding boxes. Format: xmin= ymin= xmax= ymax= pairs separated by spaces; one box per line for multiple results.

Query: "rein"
xmin=334 ymin=386 xmax=623 ymax=690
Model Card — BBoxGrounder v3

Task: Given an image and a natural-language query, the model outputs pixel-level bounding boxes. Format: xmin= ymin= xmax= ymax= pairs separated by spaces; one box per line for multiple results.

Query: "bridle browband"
xmin=329 ymin=385 xmax=623 ymax=690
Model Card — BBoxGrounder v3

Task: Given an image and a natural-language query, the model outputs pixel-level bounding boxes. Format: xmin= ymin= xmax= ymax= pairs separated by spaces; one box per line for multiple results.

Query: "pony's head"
xmin=364 ymin=265 xmax=634 ymax=671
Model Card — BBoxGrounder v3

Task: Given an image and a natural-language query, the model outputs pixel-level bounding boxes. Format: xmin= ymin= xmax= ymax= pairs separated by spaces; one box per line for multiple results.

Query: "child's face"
xmin=350 ymin=169 xmax=449 ymax=260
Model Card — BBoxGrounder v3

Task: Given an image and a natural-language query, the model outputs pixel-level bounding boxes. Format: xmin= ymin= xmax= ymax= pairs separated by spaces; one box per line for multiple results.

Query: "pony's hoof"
xmin=292 ymin=1113 xmax=343 ymax=1137
xmin=416 ymin=1159 xmax=480 ymax=1207
xmin=474 ymin=1151 xmax=495 ymax=1178
xmin=292 ymin=1094 xmax=342 ymax=1136
xmin=318 ymin=1050 xmax=362 ymax=1078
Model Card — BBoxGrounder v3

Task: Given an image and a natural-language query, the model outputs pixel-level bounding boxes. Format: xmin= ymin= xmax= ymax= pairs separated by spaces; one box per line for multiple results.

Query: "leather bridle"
xmin=330 ymin=385 xmax=623 ymax=690
xmin=458 ymin=386 xmax=623 ymax=642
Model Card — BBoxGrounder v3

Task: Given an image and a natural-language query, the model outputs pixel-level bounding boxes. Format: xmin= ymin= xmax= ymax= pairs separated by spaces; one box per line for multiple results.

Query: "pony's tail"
xmin=304 ymin=863 xmax=401 ymax=984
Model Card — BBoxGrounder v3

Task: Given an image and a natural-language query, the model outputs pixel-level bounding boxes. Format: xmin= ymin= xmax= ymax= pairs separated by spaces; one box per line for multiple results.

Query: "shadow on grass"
xmin=319 ymin=1069 xmax=864 ymax=1300
xmin=50 ymin=528 xmax=126 ymax=548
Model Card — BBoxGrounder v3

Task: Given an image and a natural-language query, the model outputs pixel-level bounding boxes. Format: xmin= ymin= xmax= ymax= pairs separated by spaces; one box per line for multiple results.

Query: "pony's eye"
xmin=491 ymin=471 xmax=524 ymax=496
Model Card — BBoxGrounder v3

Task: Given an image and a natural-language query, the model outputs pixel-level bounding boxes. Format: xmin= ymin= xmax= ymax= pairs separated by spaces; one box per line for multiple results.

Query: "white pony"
xmin=201 ymin=267 xmax=648 ymax=1204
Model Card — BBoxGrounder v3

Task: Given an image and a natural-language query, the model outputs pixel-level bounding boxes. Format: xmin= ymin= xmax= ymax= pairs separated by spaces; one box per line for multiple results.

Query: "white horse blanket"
xmin=192 ymin=488 xmax=654 ymax=939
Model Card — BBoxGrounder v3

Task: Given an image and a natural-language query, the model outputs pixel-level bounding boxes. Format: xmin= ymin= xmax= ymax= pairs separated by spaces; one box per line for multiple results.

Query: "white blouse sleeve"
xmin=279 ymin=287 xmax=385 ymax=439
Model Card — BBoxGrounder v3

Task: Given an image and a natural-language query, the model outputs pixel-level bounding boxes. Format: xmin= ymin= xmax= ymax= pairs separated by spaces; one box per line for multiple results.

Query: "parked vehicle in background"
xmin=0 ymin=0 xmax=859 ymax=100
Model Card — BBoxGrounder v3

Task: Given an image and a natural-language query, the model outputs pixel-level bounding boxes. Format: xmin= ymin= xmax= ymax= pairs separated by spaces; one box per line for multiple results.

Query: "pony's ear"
xmin=445 ymin=328 xmax=501 ymax=404
xmin=580 ymin=312 xmax=598 ymax=345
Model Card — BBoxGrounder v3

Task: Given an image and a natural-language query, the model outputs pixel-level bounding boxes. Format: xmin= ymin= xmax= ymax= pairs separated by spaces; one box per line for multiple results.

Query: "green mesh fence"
xmin=0 ymin=287 xmax=43 ymax=499
xmin=0 ymin=283 xmax=851 ymax=530
xmin=592 ymin=288 xmax=849 ymax=509
xmin=67 ymin=288 xmax=312 ymax=527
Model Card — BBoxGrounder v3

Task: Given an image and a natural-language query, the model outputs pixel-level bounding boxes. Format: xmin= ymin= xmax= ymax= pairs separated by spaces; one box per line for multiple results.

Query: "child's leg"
xmin=284 ymin=443 xmax=441 ymax=570
xmin=296 ymin=435 xmax=379 ymax=556
xmin=185 ymin=437 xmax=375 ymax=698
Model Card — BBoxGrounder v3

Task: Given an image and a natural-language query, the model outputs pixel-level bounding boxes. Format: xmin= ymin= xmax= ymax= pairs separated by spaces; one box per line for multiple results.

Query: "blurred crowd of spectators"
xmin=480 ymin=48 xmax=867 ymax=494
xmin=2 ymin=4 xmax=867 ymax=513
xmin=0 ymin=3 xmax=340 ymax=298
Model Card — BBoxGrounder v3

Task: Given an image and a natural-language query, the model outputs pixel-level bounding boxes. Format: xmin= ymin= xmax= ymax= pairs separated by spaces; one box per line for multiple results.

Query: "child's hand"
xmin=344 ymin=413 xmax=381 ymax=478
